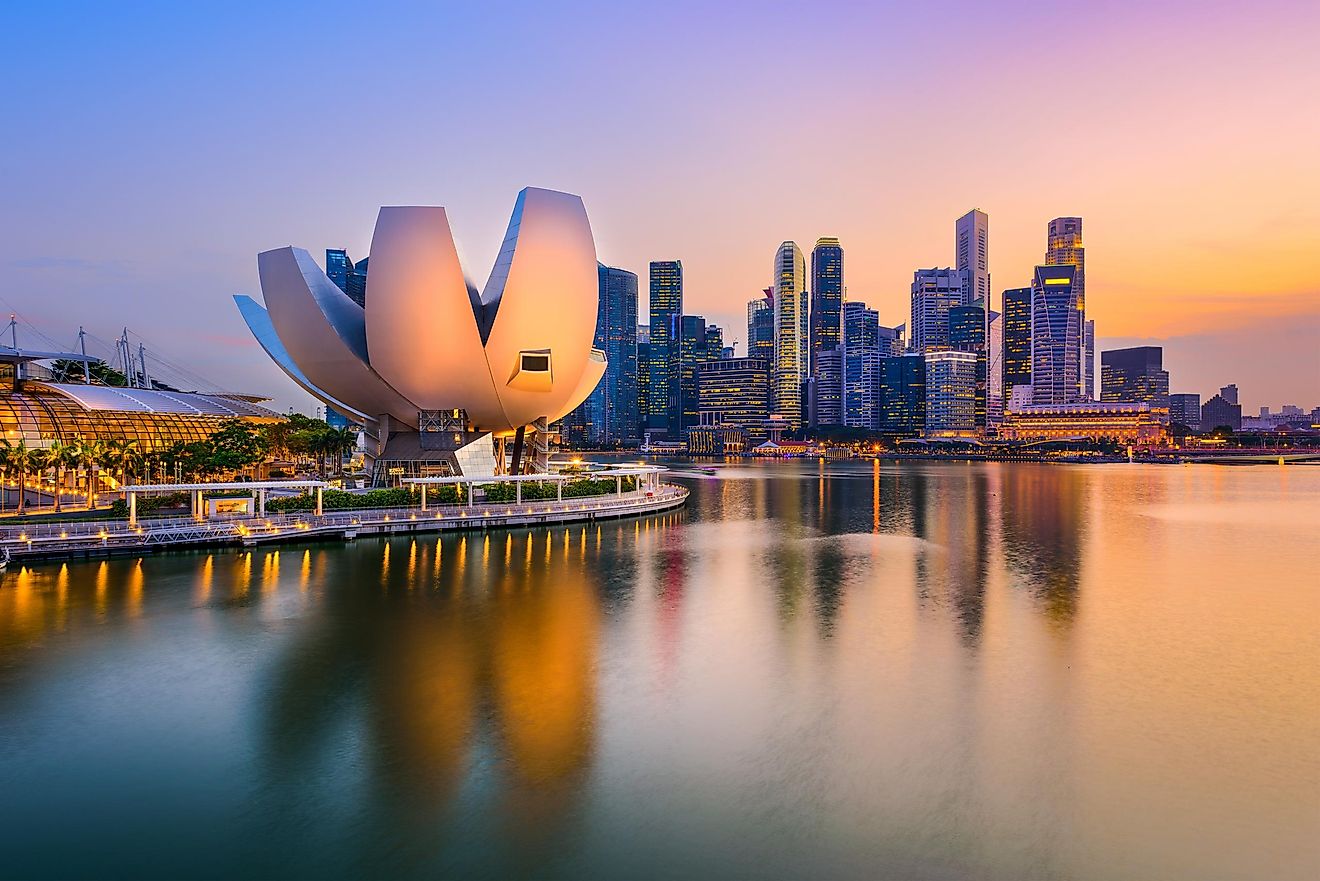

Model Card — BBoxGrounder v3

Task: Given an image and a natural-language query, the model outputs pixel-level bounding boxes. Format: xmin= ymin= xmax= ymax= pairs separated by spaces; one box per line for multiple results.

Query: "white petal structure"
xmin=239 ymin=187 xmax=606 ymax=436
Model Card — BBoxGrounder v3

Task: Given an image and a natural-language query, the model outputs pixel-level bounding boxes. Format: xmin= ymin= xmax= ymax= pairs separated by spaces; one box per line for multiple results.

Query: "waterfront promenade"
xmin=0 ymin=483 xmax=688 ymax=563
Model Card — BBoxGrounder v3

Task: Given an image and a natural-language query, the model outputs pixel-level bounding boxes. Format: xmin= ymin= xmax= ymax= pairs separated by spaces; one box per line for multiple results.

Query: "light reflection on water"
xmin=0 ymin=460 xmax=1317 ymax=881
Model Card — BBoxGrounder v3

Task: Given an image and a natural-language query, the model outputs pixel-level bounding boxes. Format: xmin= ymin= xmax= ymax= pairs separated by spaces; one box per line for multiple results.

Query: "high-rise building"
xmin=326 ymin=249 xmax=367 ymax=308
xmin=636 ymin=326 xmax=650 ymax=438
xmin=704 ymin=324 xmax=724 ymax=358
xmin=1030 ymin=264 xmax=1083 ymax=406
xmin=949 ymin=302 xmax=988 ymax=429
xmin=672 ymin=314 xmax=717 ymax=434
xmin=810 ymin=238 xmax=844 ymax=373
xmin=1002 ymin=287 xmax=1033 ymax=395
xmin=647 ymin=260 xmax=683 ymax=436
xmin=910 ymin=268 xmax=967 ymax=352
xmin=1100 ymin=346 xmax=1169 ymax=410
xmin=1045 ymin=217 xmax=1087 ymax=399
xmin=1169 ymin=393 xmax=1201 ymax=427
xmin=878 ymin=324 xmax=903 ymax=357
xmin=1201 ymin=392 xmax=1242 ymax=432
xmin=808 ymin=348 xmax=843 ymax=428
xmin=772 ymin=242 xmax=808 ymax=429
xmin=956 ymin=210 xmax=990 ymax=306
xmin=842 ymin=301 xmax=881 ymax=430
xmin=747 ymin=289 xmax=775 ymax=363
xmin=695 ymin=357 xmax=772 ymax=450
xmin=987 ymin=310 xmax=1003 ymax=422
xmin=563 ymin=264 xmax=638 ymax=446
xmin=881 ymin=353 xmax=926 ymax=436
xmin=924 ymin=350 xmax=979 ymax=437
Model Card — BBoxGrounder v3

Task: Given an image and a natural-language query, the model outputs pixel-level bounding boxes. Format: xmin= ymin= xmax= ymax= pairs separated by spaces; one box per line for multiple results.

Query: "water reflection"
xmin=0 ymin=462 xmax=1317 ymax=881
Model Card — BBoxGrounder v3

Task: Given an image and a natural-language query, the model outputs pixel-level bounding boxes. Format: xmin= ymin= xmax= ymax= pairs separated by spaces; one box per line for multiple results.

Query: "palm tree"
xmin=0 ymin=440 xmax=11 ymax=513
xmin=44 ymin=439 xmax=75 ymax=513
xmin=0 ymin=439 xmax=44 ymax=514
xmin=328 ymin=426 xmax=357 ymax=478
xmin=76 ymin=439 xmax=107 ymax=510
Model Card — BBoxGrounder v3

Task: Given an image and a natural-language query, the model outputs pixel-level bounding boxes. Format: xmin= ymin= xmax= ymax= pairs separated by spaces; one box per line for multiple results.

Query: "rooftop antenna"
xmin=78 ymin=327 xmax=91 ymax=383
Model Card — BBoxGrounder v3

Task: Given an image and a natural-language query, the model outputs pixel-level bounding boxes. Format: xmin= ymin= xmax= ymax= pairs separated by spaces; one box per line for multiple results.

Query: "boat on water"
xmin=0 ymin=546 xmax=10 ymax=573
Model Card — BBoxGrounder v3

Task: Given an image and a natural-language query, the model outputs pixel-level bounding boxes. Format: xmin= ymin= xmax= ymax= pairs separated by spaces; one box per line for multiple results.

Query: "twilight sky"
xmin=3 ymin=0 xmax=1317 ymax=413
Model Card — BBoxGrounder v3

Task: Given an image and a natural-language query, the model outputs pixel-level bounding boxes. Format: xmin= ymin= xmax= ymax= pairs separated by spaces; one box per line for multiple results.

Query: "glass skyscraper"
xmin=647 ymin=260 xmax=683 ymax=436
xmin=881 ymin=353 xmax=926 ymax=436
xmin=910 ymin=268 xmax=968 ymax=352
xmin=564 ymin=264 xmax=638 ymax=446
xmin=772 ymin=242 xmax=808 ymax=430
xmin=1002 ymin=287 xmax=1033 ymax=396
xmin=1100 ymin=346 xmax=1169 ymax=410
xmin=809 ymin=238 xmax=844 ymax=427
xmin=842 ymin=301 xmax=881 ymax=430
xmin=747 ymin=288 xmax=775 ymax=363
xmin=1045 ymin=217 xmax=1089 ymax=398
xmin=326 ymin=249 xmax=367 ymax=308
xmin=1030 ymin=264 xmax=1083 ymax=406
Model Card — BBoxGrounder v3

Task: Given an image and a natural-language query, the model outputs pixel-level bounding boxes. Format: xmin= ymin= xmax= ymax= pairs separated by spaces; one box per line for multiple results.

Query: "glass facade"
xmin=772 ymin=243 xmax=807 ymax=430
xmin=747 ymin=290 xmax=775 ymax=363
xmin=842 ymin=302 xmax=880 ymax=430
xmin=1100 ymin=346 xmax=1169 ymax=410
xmin=881 ymin=354 xmax=926 ymax=436
xmin=647 ymin=261 xmax=683 ymax=436
xmin=564 ymin=264 xmax=639 ymax=446
xmin=1002 ymin=287 xmax=1032 ymax=392
xmin=1030 ymin=265 xmax=1083 ymax=406
xmin=810 ymin=238 xmax=844 ymax=374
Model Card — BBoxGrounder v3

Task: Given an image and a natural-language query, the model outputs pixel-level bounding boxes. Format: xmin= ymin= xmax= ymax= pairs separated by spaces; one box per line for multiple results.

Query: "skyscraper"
xmin=956 ymin=209 xmax=990 ymax=306
xmin=924 ymin=350 xmax=979 ymax=437
xmin=810 ymin=238 xmax=844 ymax=372
xmin=1045 ymin=217 xmax=1087 ymax=399
xmin=1030 ymin=264 xmax=1083 ymax=406
xmin=1169 ymin=393 xmax=1201 ymax=427
xmin=1100 ymin=346 xmax=1169 ymax=410
xmin=674 ymin=314 xmax=718 ymax=435
xmin=647 ymin=260 xmax=683 ymax=436
xmin=636 ymin=324 xmax=650 ymax=437
xmin=697 ymin=357 xmax=772 ymax=443
xmin=910 ymin=268 xmax=967 ymax=352
xmin=842 ymin=301 xmax=881 ymax=430
xmin=326 ymin=248 xmax=367 ymax=308
xmin=949 ymin=302 xmax=987 ymax=429
xmin=1002 ymin=287 xmax=1032 ymax=397
xmin=1084 ymin=319 xmax=1096 ymax=400
xmin=987 ymin=310 xmax=1003 ymax=421
xmin=808 ymin=348 xmax=843 ymax=428
xmin=747 ymin=288 xmax=775 ymax=363
xmin=881 ymin=353 xmax=926 ymax=436
xmin=772 ymin=242 xmax=808 ymax=429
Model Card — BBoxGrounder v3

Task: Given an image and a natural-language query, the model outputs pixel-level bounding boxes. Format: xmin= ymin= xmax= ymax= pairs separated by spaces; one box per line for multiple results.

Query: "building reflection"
xmin=999 ymin=464 xmax=1087 ymax=626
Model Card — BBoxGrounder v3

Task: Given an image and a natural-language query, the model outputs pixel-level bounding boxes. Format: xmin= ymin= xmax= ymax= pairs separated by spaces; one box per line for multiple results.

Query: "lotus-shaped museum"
xmin=236 ymin=187 xmax=606 ymax=478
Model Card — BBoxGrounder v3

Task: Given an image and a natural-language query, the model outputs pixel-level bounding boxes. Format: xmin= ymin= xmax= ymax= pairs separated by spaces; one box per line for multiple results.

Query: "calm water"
xmin=1 ymin=461 xmax=1317 ymax=880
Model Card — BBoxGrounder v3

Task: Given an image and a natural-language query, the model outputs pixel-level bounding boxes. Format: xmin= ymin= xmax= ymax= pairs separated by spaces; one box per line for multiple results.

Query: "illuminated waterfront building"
xmin=987 ymin=310 xmax=1003 ymax=423
xmin=672 ymin=314 xmax=717 ymax=434
xmin=956 ymin=209 xmax=990 ymax=307
xmin=924 ymin=350 xmax=979 ymax=437
xmin=999 ymin=402 xmax=1169 ymax=446
xmin=808 ymin=348 xmax=843 ymax=428
xmin=842 ymin=301 xmax=881 ymax=430
xmin=1044 ymin=217 xmax=1089 ymax=398
xmin=1100 ymin=346 xmax=1169 ymax=410
xmin=1002 ymin=286 xmax=1032 ymax=394
xmin=647 ymin=260 xmax=683 ymax=436
xmin=694 ymin=357 xmax=771 ymax=451
xmin=1169 ymin=393 xmax=1201 ymax=427
xmin=810 ymin=238 xmax=843 ymax=373
xmin=1030 ymin=264 xmax=1083 ymax=406
xmin=910 ymin=268 xmax=968 ymax=353
xmin=746 ymin=289 xmax=775 ymax=363
xmin=881 ymin=352 xmax=926 ymax=436
xmin=772 ymin=242 xmax=808 ymax=430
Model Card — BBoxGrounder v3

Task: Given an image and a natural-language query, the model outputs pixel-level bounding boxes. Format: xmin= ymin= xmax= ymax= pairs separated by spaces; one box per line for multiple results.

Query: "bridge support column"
xmin=420 ymin=484 xmax=427 ymax=511
xmin=314 ymin=486 xmax=323 ymax=517
xmin=128 ymin=491 xmax=137 ymax=527
xmin=258 ymin=489 xmax=266 ymax=517
xmin=516 ymin=482 xmax=522 ymax=504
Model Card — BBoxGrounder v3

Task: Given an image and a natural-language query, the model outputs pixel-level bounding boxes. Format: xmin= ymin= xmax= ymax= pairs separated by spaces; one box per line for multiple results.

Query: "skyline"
xmin=3 ymin=1 xmax=1317 ymax=412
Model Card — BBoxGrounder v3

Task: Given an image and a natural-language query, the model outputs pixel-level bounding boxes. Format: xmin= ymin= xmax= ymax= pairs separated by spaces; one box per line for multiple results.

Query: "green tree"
xmin=0 ymin=439 xmax=45 ymax=514
xmin=44 ymin=439 xmax=76 ymax=513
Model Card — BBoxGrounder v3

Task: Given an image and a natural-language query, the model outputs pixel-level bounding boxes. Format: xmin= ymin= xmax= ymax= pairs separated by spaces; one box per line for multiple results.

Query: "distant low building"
xmin=1000 ymin=402 xmax=1169 ymax=446
xmin=1168 ymin=393 xmax=1201 ymax=428
xmin=1201 ymin=393 xmax=1242 ymax=432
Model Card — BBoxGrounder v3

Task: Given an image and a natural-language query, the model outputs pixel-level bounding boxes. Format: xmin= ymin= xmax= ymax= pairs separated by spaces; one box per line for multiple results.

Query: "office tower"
xmin=810 ymin=238 xmax=844 ymax=373
xmin=705 ymin=324 xmax=724 ymax=358
xmin=1030 ymin=264 xmax=1083 ymax=406
xmin=696 ymin=357 xmax=772 ymax=448
xmin=1045 ymin=217 xmax=1086 ymax=400
xmin=1002 ymin=287 xmax=1032 ymax=397
xmin=772 ymin=242 xmax=808 ymax=429
xmin=949 ymin=302 xmax=988 ymax=429
xmin=924 ymin=350 xmax=979 ymax=437
xmin=326 ymin=249 xmax=367 ymax=308
xmin=1201 ymin=392 xmax=1242 ymax=432
xmin=1100 ymin=346 xmax=1170 ymax=410
xmin=910 ymin=268 xmax=968 ymax=352
xmin=636 ymin=325 xmax=650 ymax=438
xmin=673 ymin=314 xmax=717 ymax=434
xmin=809 ymin=348 xmax=843 ymax=428
xmin=747 ymin=288 xmax=775 ymax=362
xmin=1169 ymin=393 xmax=1201 ymax=427
xmin=987 ymin=310 xmax=1003 ymax=421
xmin=881 ymin=353 xmax=926 ymax=436
xmin=562 ymin=265 xmax=639 ymax=445
xmin=647 ymin=260 xmax=683 ymax=436
xmin=956 ymin=209 xmax=990 ymax=305
xmin=842 ymin=301 xmax=881 ymax=430
xmin=1084 ymin=319 xmax=1096 ymax=400
xmin=878 ymin=324 xmax=903 ymax=356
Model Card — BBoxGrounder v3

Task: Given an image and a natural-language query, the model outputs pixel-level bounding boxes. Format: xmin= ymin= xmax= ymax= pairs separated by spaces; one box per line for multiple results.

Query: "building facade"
xmin=696 ymin=357 xmax=771 ymax=449
xmin=881 ymin=353 xmax=926 ymax=436
xmin=924 ymin=350 xmax=978 ymax=437
xmin=563 ymin=264 xmax=639 ymax=446
xmin=772 ymin=242 xmax=808 ymax=430
xmin=1169 ymin=393 xmax=1201 ymax=427
xmin=999 ymin=402 xmax=1169 ymax=446
xmin=673 ymin=314 xmax=716 ymax=435
xmin=747 ymin=289 xmax=775 ymax=363
xmin=1002 ymin=286 xmax=1033 ymax=395
xmin=1100 ymin=346 xmax=1169 ymax=410
xmin=956 ymin=209 xmax=990 ymax=307
xmin=1201 ymin=392 xmax=1242 ymax=432
xmin=842 ymin=301 xmax=881 ymax=430
xmin=1030 ymin=264 xmax=1083 ymax=406
xmin=647 ymin=260 xmax=683 ymax=436
xmin=1044 ymin=217 xmax=1089 ymax=399
xmin=808 ymin=348 xmax=843 ymax=428
xmin=910 ymin=268 xmax=967 ymax=353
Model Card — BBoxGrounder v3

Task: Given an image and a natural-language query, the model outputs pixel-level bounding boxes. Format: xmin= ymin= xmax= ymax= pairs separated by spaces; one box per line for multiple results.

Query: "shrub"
xmin=481 ymin=476 xmax=637 ymax=503
xmin=264 ymin=485 xmax=461 ymax=513
xmin=108 ymin=491 xmax=192 ymax=518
